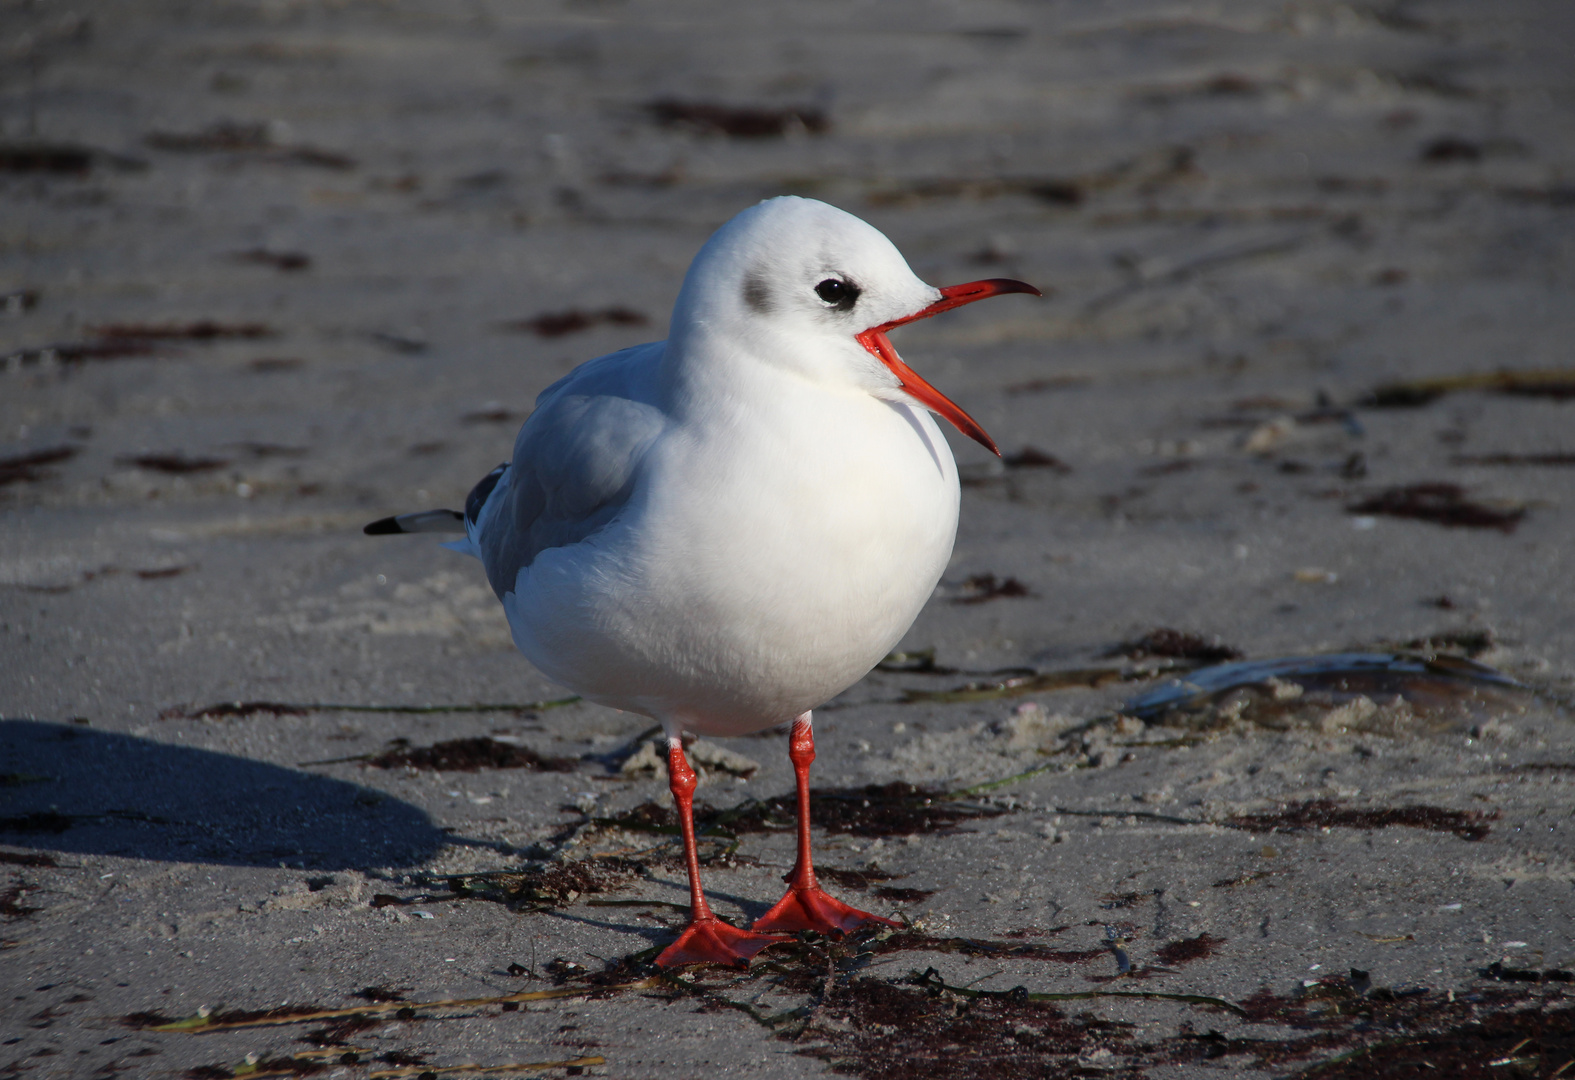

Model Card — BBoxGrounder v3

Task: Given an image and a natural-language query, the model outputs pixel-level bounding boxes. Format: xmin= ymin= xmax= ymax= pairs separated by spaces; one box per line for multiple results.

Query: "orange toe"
xmin=751 ymin=886 xmax=900 ymax=937
xmin=655 ymin=916 xmax=787 ymax=969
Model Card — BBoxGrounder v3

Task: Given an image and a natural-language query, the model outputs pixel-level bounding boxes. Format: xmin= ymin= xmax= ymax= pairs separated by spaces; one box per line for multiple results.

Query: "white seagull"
xmin=367 ymin=196 xmax=1038 ymax=967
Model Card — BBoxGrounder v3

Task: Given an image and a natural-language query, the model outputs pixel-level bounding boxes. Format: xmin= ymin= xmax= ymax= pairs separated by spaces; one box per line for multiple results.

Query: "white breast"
xmin=500 ymin=366 xmax=959 ymax=737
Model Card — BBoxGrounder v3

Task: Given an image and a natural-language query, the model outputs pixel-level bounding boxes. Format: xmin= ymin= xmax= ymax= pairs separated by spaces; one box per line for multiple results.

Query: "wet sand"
xmin=3 ymin=2 xmax=1575 ymax=1076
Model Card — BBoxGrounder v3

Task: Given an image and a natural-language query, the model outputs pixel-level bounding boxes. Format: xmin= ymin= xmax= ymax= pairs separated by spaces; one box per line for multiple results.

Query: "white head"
xmin=671 ymin=197 xmax=1039 ymax=455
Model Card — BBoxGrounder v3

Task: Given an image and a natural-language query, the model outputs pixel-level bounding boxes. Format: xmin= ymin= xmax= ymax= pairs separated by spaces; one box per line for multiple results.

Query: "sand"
xmin=3 ymin=2 xmax=1574 ymax=1076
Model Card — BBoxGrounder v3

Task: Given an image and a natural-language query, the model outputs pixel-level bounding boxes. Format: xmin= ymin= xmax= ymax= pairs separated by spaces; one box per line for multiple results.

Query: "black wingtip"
xmin=363 ymin=516 xmax=403 ymax=535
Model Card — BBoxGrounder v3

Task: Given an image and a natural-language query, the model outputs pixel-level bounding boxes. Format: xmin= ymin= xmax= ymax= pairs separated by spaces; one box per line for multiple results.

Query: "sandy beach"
xmin=4 ymin=2 xmax=1575 ymax=1076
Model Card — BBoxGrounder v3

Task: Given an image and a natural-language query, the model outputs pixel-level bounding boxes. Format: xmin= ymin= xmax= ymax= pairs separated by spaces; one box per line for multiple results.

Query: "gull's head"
xmin=672 ymin=196 xmax=1039 ymax=455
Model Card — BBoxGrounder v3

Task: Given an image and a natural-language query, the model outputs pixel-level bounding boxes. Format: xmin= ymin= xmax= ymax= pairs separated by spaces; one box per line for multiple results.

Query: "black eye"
xmin=814 ymin=278 xmax=860 ymax=311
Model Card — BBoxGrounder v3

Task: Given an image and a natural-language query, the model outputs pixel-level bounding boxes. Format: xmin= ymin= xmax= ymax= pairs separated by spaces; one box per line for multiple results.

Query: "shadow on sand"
xmin=0 ymin=719 xmax=446 ymax=869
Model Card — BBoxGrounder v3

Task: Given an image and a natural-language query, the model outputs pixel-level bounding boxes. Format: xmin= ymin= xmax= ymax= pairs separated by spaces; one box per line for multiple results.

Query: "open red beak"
xmin=855 ymin=278 xmax=1041 ymax=457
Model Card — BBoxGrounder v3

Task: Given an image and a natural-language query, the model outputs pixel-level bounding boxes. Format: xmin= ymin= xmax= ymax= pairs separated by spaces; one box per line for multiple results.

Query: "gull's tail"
xmin=362 ymin=461 xmax=508 ymax=561
xmin=363 ymin=509 xmax=465 ymax=535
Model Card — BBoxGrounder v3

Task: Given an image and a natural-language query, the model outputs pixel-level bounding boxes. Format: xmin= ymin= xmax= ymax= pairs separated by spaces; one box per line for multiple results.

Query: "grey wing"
xmin=474 ymin=343 xmax=667 ymax=598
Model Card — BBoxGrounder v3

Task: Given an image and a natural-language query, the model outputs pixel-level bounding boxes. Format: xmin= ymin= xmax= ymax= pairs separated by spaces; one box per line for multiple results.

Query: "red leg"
xmin=752 ymin=714 xmax=900 ymax=937
xmin=655 ymin=737 xmax=786 ymax=968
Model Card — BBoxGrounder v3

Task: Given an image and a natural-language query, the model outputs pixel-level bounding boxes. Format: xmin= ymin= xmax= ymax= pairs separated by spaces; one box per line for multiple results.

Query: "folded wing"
xmin=472 ymin=342 xmax=668 ymax=598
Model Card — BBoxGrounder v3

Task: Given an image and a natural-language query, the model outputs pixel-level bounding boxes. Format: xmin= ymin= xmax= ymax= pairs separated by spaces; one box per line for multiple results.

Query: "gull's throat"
xmin=855 ymin=327 xmax=999 ymax=456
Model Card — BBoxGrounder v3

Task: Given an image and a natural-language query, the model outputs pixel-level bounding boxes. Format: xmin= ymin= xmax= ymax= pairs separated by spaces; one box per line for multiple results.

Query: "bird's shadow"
xmin=0 ymin=719 xmax=446 ymax=870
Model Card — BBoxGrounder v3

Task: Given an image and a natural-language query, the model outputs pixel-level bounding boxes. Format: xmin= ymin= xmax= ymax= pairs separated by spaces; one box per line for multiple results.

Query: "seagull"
xmin=366 ymin=196 xmax=1039 ymax=967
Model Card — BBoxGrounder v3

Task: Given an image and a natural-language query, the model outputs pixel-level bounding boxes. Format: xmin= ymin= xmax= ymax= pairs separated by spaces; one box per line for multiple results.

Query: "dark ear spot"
xmin=742 ymin=273 xmax=771 ymax=314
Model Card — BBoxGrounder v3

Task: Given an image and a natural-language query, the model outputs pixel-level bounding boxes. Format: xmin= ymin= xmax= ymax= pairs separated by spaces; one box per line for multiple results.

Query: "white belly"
xmin=502 ymin=389 xmax=959 ymax=736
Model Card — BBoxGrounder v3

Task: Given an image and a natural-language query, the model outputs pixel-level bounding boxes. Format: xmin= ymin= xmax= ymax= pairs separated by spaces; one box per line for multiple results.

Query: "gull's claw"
xmin=752 ymin=886 xmax=901 ymax=937
xmin=655 ymin=915 xmax=788 ymax=969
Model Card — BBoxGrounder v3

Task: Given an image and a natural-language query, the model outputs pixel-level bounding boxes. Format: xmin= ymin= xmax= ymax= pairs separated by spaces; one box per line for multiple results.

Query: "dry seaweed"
xmin=766 ymin=783 xmax=1009 ymax=839
xmin=797 ymin=973 xmax=1111 ymax=1079
xmin=951 ymin=573 xmax=1031 ymax=604
xmin=127 ymin=979 xmax=659 ymax=1034
xmin=864 ymin=934 xmax=1110 ymax=966
xmin=232 ymin=248 xmax=311 ymax=272
xmin=866 ymin=176 xmax=1086 ymax=207
xmin=780 ymin=963 xmax=1252 ymax=1080
xmin=1419 ymin=136 xmax=1483 ymax=163
xmin=1112 ymin=628 xmax=1242 ymax=664
xmin=1224 ymin=799 xmax=1494 ymax=841
xmin=1002 ymin=446 xmax=1071 ymax=472
xmin=873 ymin=886 xmax=935 ymax=903
xmin=598 ymin=783 xmax=1007 ymax=841
xmin=299 ymin=1013 xmax=380 ymax=1046
xmin=1347 ymin=483 xmax=1525 ymax=532
xmin=0 ymin=446 xmax=77 ymax=486
xmin=522 ymin=861 xmax=642 ymax=907
xmin=646 ymin=99 xmax=828 ymax=138
xmin=165 ymin=696 xmax=581 ymax=720
xmin=0 ymin=143 xmax=144 ymax=174
xmin=498 ymin=307 xmax=649 ymax=338
xmin=352 ymin=987 xmax=409 ymax=1003
xmin=0 ymin=143 xmax=93 ymax=173
xmin=146 ymin=122 xmax=355 ymax=169
xmin=117 ymin=452 xmax=231 ymax=474
xmin=184 ymin=1054 xmax=330 ymax=1077
xmin=1153 ymin=934 xmax=1227 ymax=966
xmin=443 ymin=858 xmax=647 ymax=908
xmin=366 ymin=737 xmax=577 ymax=773
xmin=1295 ymin=999 xmax=1575 ymax=1079
xmin=0 ymin=881 xmax=40 ymax=918
xmin=130 ymin=922 xmax=1574 ymax=1080
xmin=183 ymin=1053 xmax=602 ymax=1078
xmin=1363 ymin=369 xmax=1575 ymax=406
xmin=90 ymin=320 xmax=274 ymax=341
xmin=248 ymin=357 xmax=306 ymax=372
xmin=3 ymin=340 xmax=157 ymax=366
xmin=1480 ymin=962 xmax=1575 ymax=984
xmin=814 ymin=867 xmax=900 ymax=891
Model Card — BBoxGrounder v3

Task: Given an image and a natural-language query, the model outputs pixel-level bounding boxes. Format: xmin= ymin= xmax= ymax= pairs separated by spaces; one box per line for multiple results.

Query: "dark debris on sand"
xmin=786 ymin=954 xmax=1575 ymax=1080
xmin=1224 ymin=799 xmax=1495 ymax=841
xmin=952 ymin=573 xmax=1033 ymax=605
xmin=0 ymin=446 xmax=78 ymax=486
xmin=115 ymin=922 xmax=1575 ymax=1080
xmin=1113 ymin=627 xmax=1243 ymax=664
xmin=645 ymin=99 xmax=829 ymax=138
xmin=367 ymin=737 xmax=578 ymax=773
xmin=500 ymin=307 xmax=649 ymax=338
xmin=596 ymin=783 xmax=1010 ymax=841
xmin=117 ymin=452 xmax=231 ymax=474
xmin=1153 ymin=933 xmax=1227 ymax=966
xmin=440 ymin=857 xmax=650 ymax=909
xmin=1348 ymin=482 xmax=1525 ymax=533
xmin=89 ymin=320 xmax=275 ymax=341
